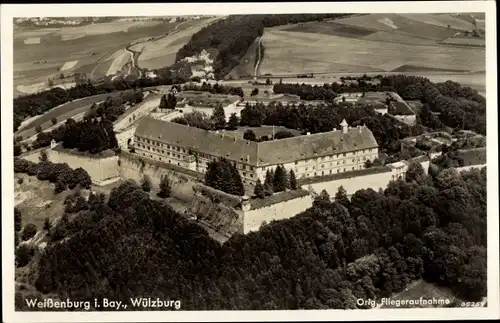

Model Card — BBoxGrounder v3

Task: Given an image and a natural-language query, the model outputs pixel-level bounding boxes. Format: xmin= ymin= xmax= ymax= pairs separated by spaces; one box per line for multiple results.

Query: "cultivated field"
xmin=131 ymin=17 xmax=221 ymax=70
xmin=331 ymin=14 xmax=463 ymax=40
xmin=441 ymin=36 xmax=485 ymax=47
xmin=258 ymin=28 xmax=485 ymax=76
xmin=396 ymin=13 xmax=477 ymax=31
xmin=250 ymin=14 xmax=485 ymax=78
xmin=14 ymin=21 xmax=179 ymax=94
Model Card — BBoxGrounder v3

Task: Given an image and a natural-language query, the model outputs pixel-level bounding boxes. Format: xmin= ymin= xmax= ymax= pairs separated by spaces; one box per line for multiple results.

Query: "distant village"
xmin=14 ymin=16 xmax=211 ymax=27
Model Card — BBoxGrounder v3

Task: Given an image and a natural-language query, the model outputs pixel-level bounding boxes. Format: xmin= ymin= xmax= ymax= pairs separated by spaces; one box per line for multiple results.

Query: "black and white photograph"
xmin=1 ymin=1 xmax=499 ymax=322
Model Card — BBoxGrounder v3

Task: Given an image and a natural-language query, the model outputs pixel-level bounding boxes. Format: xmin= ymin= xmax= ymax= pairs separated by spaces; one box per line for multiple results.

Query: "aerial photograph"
xmin=10 ymin=10 xmax=489 ymax=314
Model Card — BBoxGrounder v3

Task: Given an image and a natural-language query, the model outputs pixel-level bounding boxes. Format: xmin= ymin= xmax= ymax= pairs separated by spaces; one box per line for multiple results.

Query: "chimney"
xmin=340 ymin=118 xmax=348 ymax=134
xmin=306 ymin=132 xmax=311 ymax=135
xmin=359 ymin=125 xmax=362 ymax=133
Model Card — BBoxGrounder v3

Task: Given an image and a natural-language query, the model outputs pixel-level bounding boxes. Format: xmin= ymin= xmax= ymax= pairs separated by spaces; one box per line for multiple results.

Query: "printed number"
xmin=461 ymin=302 xmax=482 ymax=307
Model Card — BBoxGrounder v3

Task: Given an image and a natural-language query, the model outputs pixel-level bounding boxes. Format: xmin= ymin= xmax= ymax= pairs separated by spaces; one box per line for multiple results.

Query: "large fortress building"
xmin=133 ymin=116 xmax=379 ymax=185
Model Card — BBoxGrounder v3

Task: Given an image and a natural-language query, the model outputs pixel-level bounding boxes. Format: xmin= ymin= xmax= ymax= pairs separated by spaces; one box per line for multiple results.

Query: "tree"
xmin=167 ymin=93 xmax=177 ymax=109
xmin=158 ymin=175 xmax=172 ymax=198
xmin=212 ymin=104 xmax=227 ymax=130
xmin=243 ymin=129 xmax=257 ymax=141
xmin=230 ymin=164 xmax=245 ymax=196
xmin=273 ymin=165 xmax=287 ymax=192
xmin=266 ymin=78 xmax=272 ymax=85
xmin=14 ymin=207 xmax=22 ymax=232
xmin=406 ymin=162 xmax=426 ymax=184
xmin=205 ymin=158 xmax=244 ymax=195
xmin=22 ymin=223 xmax=37 ymax=241
xmin=43 ymin=217 xmax=51 ymax=231
xmin=159 ymin=94 xmax=168 ymax=110
xmin=14 ymin=145 xmax=22 ymax=156
xmin=264 ymin=170 xmax=274 ymax=195
xmin=35 ymin=125 xmax=42 ymax=133
xmin=227 ymin=113 xmax=239 ymax=130
xmin=334 ymin=186 xmax=350 ymax=208
xmin=313 ymin=189 xmax=331 ymax=209
xmin=51 ymin=117 xmax=58 ymax=125
xmin=72 ymin=168 xmax=92 ymax=189
xmin=274 ymin=130 xmax=295 ymax=140
xmin=39 ymin=150 xmax=48 ymax=163
xmin=141 ymin=176 xmax=151 ymax=192
xmin=16 ymin=244 xmax=34 ymax=268
xmin=289 ymin=169 xmax=298 ymax=190
xmin=254 ymin=179 xmax=265 ymax=198
xmin=251 ymin=88 xmax=259 ymax=96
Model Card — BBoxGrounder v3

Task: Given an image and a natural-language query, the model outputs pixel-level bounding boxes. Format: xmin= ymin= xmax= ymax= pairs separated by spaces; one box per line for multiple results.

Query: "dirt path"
xmin=254 ymin=36 xmax=263 ymax=79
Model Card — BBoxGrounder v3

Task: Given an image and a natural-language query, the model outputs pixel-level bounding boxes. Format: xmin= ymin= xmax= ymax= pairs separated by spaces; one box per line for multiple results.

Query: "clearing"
xmin=14 ymin=173 xmax=76 ymax=231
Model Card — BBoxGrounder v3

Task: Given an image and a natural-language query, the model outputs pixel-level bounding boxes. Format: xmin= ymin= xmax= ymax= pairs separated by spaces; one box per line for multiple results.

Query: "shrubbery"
xmin=14 ymin=158 xmax=92 ymax=194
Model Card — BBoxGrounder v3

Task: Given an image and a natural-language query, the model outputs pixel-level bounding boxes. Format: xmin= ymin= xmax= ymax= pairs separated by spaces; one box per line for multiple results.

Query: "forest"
xmin=17 ymin=161 xmax=486 ymax=310
xmin=273 ymin=75 xmax=486 ymax=136
xmin=174 ymin=14 xmax=349 ymax=79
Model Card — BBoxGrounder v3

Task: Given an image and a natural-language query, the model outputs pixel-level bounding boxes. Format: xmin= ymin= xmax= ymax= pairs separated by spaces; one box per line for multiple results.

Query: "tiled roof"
xmin=135 ymin=117 xmax=259 ymax=165
xmin=135 ymin=117 xmax=379 ymax=167
xmin=255 ymin=125 xmax=378 ymax=166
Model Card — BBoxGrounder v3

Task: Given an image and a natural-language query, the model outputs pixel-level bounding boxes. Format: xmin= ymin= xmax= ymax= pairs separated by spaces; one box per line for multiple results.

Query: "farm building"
xmin=132 ymin=117 xmax=379 ymax=188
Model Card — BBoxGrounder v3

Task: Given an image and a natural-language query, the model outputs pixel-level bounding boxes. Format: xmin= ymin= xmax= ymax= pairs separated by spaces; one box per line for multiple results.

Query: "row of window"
xmin=293 ymin=150 xmax=375 ymax=166
xmin=137 ymin=146 xmax=257 ymax=179
xmin=136 ymin=140 xmax=257 ymax=171
xmin=136 ymin=136 xmax=186 ymax=154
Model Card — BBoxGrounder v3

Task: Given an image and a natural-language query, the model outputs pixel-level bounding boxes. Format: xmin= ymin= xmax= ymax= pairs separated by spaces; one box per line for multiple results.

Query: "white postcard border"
xmin=1 ymin=1 xmax=498 ymax=322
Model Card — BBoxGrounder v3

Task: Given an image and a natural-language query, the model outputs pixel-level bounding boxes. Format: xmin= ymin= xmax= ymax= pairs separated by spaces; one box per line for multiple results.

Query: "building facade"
xmin=133 ymin=117 xmax=379 ymax=186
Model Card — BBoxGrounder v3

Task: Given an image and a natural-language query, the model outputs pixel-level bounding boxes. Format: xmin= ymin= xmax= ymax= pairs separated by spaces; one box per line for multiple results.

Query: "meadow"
xmin=14 ymin=21 xmax=179 ymax=95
